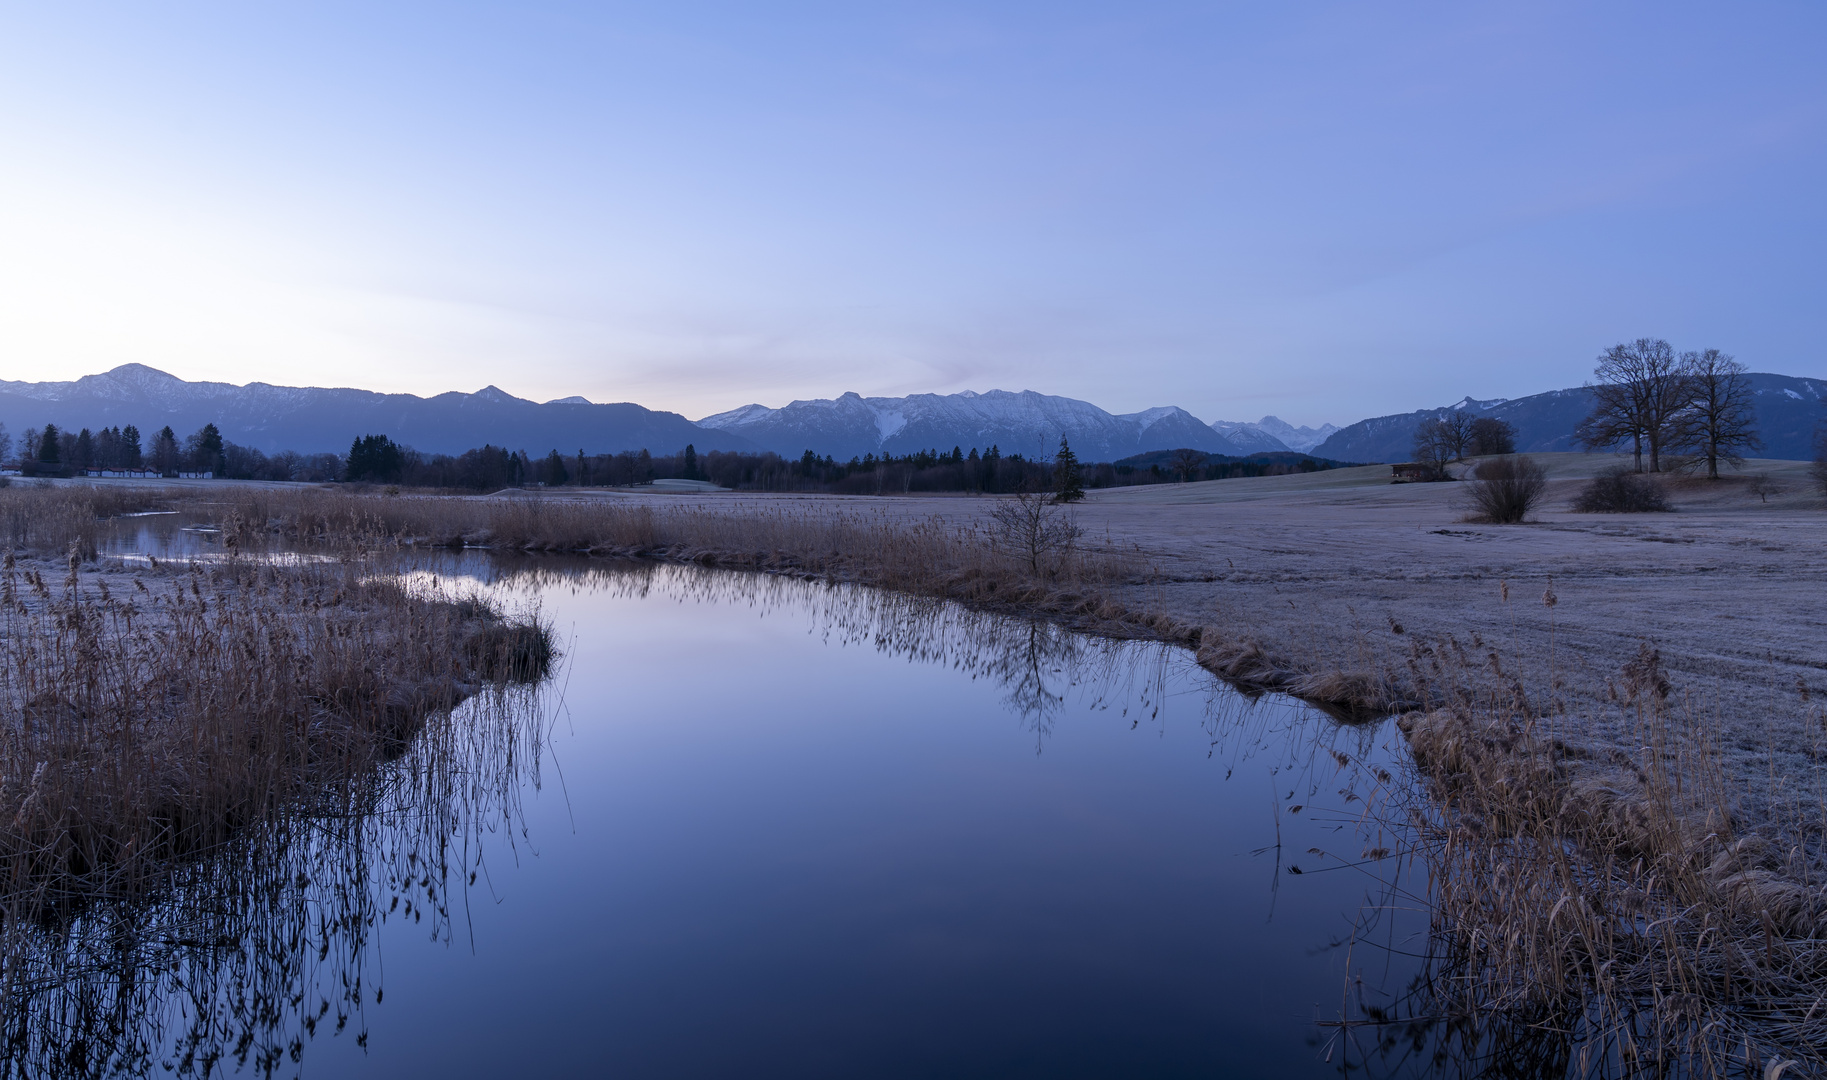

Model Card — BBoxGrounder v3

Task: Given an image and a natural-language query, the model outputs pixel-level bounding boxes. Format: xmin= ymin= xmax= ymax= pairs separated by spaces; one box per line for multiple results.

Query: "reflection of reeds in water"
xmin=1 ymin=683 xmax=548 ymax=1078
xmin=440 ymin=557 xmax=1372 ymax=761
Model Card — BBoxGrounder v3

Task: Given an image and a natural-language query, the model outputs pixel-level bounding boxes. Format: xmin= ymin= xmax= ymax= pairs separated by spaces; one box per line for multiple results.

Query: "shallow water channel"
xmin=37 ymin=525 xmax=1438 ymax=1076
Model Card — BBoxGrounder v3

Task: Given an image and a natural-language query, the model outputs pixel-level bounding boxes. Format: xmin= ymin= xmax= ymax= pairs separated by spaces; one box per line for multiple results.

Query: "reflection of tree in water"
xmin=0 ymin=686 xmax=548 ymax=1079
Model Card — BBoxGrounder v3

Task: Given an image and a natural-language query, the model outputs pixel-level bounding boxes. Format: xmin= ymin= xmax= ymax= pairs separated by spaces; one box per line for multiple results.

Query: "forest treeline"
xmin=0 ymin=415 xmax=1348 ymax=492
xmin=343 ymin=438 xmax=1350 ymax=493
xmin=0 ymin=421 xmax=343 ymax=481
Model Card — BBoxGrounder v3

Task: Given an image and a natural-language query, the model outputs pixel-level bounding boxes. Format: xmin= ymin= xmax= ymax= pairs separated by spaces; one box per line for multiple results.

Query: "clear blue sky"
xmin=2 ymin=2 xmax=1822 ymax=426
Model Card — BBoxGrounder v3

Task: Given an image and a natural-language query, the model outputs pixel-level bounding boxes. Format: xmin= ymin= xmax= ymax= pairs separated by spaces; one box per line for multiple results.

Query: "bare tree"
xmin=988 ymin=491 xmax=1083 ymax=575
xmin=1576 ymin=338 xmax=1690 ymax=473
xmin=1469 ymin=416 xmax=1516 ymax=456
xmin=1437 ymin=410 xmax=1477 ymax=461
xmin=1672 ymin=349 xmax=1760 ymax=479
xmin=1168 ymin=448 xmax=1205 ymax=482
xmin=1411 ymin=419 xmax=1454 ymax=479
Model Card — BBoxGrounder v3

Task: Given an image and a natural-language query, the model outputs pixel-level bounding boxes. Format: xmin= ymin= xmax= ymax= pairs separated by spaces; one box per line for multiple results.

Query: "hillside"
xmin=1312 ymin=374 xmax=1825 ymax=463
xmin=0 ymin=365 xmax=757 ymax=457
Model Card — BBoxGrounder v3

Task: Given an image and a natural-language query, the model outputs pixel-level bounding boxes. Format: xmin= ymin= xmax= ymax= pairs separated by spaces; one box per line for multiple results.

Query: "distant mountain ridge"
xmin=0 ymin=366 xmax=1339 ymax=463
xmin=1212 ymin=416 xmax=1339 ymax=453
xmin=695 ymin=389 xmax=1294 ymax=461
xmin=1312 ymin=374 xmax=1826 ymax=463
xmin=29 ymin=363 xmax=1818 ymax=470
xmin=0 ymin=364 xmax=758 ymax=457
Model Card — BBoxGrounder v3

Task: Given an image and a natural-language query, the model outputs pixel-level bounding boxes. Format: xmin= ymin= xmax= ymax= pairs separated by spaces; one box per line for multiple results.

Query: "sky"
xmin=1 ymin=2 xmax=1823 ymax=427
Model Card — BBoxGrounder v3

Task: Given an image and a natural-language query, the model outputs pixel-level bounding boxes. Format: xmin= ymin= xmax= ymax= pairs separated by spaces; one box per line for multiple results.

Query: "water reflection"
xmin=1 ymin=686 xmax=549 ymax=1078
xmin=16 ymin=545 xmax=1428 ymax=1077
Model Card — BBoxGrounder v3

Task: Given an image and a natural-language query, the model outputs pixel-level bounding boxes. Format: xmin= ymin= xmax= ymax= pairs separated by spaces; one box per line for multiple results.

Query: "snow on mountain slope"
xmin=698 ymin=391 xmax=1250 ymax=461
xmin=1206 ymin=415 xmax=1339 ymax=454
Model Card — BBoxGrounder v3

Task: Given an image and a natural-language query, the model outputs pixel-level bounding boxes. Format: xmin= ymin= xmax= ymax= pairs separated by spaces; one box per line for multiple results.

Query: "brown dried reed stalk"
xmin=0 ymin=546 xmax=552 ymax=911
xmin=1367 ymin=639 xmax=1825 ymax=1074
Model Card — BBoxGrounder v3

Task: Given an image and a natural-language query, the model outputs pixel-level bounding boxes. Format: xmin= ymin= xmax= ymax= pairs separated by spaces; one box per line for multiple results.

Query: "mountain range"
xmin=697 ymin=390 xmax=1333 ymax=461
xmin=0 ymin=365 xmax=756 ymax=458
xmin=0 ymin=364 xmax=1819 ymax=466
xmin=1311 ymin=374 xmax=1826 ymax=463
xmin=0 ymin=366 xmax=1334 ymax=461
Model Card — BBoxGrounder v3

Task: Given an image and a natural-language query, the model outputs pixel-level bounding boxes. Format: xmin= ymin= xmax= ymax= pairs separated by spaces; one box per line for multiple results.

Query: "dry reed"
xmin=1332 ymin=637 xmax=1827 ymax=1075
xmin=0 ymin=537 xmax=552 ymax=910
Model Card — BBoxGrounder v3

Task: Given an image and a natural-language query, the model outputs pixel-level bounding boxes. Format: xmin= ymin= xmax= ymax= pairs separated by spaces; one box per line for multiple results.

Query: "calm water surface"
xmin=33 ymin=533 xmax=1435 ymax=1077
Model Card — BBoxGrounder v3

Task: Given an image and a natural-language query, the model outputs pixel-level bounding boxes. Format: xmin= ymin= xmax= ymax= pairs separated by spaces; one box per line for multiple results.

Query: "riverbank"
xmin=9 ymin=459 xmax=1826 ymax=1068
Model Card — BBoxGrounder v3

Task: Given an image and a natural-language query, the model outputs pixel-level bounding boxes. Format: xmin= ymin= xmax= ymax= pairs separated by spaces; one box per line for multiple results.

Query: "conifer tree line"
xmin=0 ymin=414 xmax=1342 ymax=491
xmin=334 ymin=434 xmax=1341 ymax=492
xmin=0 ymin=420 xmax=342 ymax=480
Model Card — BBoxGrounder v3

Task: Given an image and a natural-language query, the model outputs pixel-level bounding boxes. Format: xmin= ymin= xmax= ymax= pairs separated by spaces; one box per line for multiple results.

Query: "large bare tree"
xmin=1673 ymin=349 xmax=1760 ymax=479
xmin=1168 ymin=448 xmax=1205 ymax=482
xmin=1438 ymin=410 xmax=1477 ymax=461
xmin=1576 ymin=338 xmax=1689 ymax=472
xmin=1411 ymin=418 xmax=1454 ymax=478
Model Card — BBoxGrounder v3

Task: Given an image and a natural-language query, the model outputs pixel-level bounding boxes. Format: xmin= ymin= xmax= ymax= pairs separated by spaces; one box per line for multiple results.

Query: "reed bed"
xmin=0 ymin=545 xmax=551 ymax=912
xmin=214 ymin=488 xmax=1228 ymax=647
xmin=0 ymin=676 xmax=548 ymax=1078
xmin=1329 ymin=636 xmax=1827 ymax=1075
xmin=0 ymin=483 xmax=169 ymax=559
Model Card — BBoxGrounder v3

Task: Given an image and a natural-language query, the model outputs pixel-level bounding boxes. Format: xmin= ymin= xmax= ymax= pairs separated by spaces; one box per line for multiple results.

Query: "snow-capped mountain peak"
xmin=1204 ymin=414 xmax=1339 ymax=454
xmin=697 ymin=390 xmax=1261 ymax=461
xmin=1443 ymin=396 xmax=1507 ymax=413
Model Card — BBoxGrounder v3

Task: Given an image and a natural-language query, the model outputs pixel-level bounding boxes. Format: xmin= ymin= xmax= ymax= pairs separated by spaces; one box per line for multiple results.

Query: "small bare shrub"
xmin=1571 ymin=467 xmax=1669 ymax=512
xmin=1463 ymin=454 xmax=1545 ymax=523
xmin=987 ymin=491 xmax=1083 ymax=575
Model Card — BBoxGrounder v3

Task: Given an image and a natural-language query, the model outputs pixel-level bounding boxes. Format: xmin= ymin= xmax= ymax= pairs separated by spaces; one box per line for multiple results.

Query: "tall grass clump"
xmin=0 ymin=483 xmax=171 ymax=558
xmin=0 ymin=549 xmax=552 ymax=909
xmin=1573 ymin=467 xmax=1671 ymax=513
xmin=1463 ymin=454 xmax=1547 ymax=524
xmin=1352 ymin=637 xmax=1827 ymax=1073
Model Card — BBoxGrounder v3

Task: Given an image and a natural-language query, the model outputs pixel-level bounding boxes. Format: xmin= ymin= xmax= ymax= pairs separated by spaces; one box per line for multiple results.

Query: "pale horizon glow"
xmin=2 ymin=4 xmax=1824 ymax=428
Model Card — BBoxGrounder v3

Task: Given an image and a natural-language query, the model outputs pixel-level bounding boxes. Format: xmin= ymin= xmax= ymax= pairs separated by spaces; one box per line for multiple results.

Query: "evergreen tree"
xmin=151 ymin=426 xmax=181 ymax=474
xmin=121 ymin=425 xmax=143 ymax=468
xmin=542 ymin=449 xmax=569 ymax=486
xmin=38 ymin=424 xmax=61 ymax=463
xmin=75 ymin=428 xmax=95 ymax=470
xmin=344 ymin=434 xmax=405 ymax=483
xmin=1052 ymin=436 xmax=1084 ymax=503
xmin=683 ymin=443 xmax=698 ymax=480
xmin=186 ymin=423 xmax=226 ymax=474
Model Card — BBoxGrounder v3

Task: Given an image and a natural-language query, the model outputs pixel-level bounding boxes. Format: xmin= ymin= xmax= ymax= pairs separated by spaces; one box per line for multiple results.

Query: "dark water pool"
xmin=19 ymin=545 xmax=1434 ymax=1077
